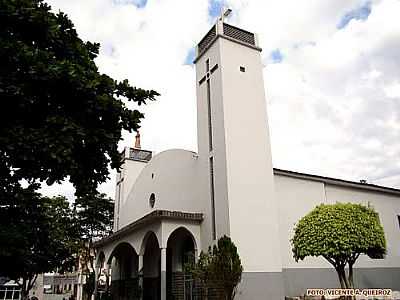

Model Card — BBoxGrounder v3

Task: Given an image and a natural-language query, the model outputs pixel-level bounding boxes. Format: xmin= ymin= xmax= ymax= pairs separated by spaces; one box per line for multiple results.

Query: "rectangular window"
xmin=206 ymin=58 xmax=210 ymax=72
xmin=240 ymin=66 xmax=246 ymax=72
xmin=117 ymin=184 xmax=121 ymax=210
xmin=115 ymin=183 xmax=122 ymax=229
xmin=206 ymin=79 xmax=213 ymax=151
xmin=209 ymin=157 xmax=216 ymax=240
xmin=398 ymin=215 xmax=400 ymax=228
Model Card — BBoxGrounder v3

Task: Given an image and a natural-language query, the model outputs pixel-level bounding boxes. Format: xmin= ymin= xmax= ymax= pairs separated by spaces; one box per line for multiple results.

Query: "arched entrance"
xmin=142 ymin=232 xmax=161 ymax=300
xmin=166 ymin=227 xmax=196 ymax=300
xmin=107 ymin=243 xmax=139 ymax=300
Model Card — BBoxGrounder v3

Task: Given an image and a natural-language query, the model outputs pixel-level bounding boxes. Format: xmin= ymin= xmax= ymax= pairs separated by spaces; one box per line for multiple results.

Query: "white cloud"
xmin=42 ymin=0 xmax=400 ymax=200
xmin=264 ymin=0 xmax=400 ymax=186
xmin=384 ymin=82 xmax=400 ymax=98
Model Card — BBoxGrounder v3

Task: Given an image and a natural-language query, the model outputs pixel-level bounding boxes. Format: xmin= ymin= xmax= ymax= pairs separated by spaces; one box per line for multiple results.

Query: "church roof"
xmin=273 ymin=168 xmax=400 ymax=196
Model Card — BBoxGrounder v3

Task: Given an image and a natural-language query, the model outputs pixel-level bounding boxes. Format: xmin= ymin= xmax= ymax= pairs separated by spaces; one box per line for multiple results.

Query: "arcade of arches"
xmin=95 ymin=226 xmax=199 ymax=300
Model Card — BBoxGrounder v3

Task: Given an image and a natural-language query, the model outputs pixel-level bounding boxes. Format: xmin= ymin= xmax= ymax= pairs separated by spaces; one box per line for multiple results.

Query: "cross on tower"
xmin=198 ymin=59 xmax=218 ymax=151
xmin=198 ymin=60 xmax=218 ymax=86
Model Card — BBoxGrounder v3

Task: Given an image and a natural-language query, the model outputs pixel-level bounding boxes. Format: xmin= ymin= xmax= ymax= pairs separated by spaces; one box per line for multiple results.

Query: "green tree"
xmin=75 ymin=192 xmax=114 ymax=300
xmin=0 ymin=186 xmax=80 ymax=300
xmin=0 ymin=0 xmax=159 ymax=197
xmin=292 ymin=203 xmax=386 ymax=289
xmin=189 ymin=248 xmax=214 ymax=299
xmin=0 ymin=0 xmax=158 ymax=294
xmin=191 ymin=235 xmax=243 ymax=300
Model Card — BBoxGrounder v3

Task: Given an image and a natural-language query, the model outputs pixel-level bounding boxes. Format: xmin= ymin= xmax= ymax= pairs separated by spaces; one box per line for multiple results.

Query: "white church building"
xmin=94 ymin=17 xmax=400 ymax=300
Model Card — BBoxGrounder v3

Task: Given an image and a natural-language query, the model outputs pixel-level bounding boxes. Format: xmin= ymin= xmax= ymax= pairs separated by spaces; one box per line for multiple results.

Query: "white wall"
xmin=114 ymin=149 xmax=147 ymax=231
xmin=275 ymin=173 xmax=400 ymax=269
xmin=275 ymin=175 xmax=332 ymax=269
xmin=218 ymin=34 xmax=282 ymax=272
xmin=118 ymin=149 xmax=204 ymax=230
xmin=195 ymin=29 xmax=230 ymax=251
xmin=195 ymin=21 xmax=283 ymax=272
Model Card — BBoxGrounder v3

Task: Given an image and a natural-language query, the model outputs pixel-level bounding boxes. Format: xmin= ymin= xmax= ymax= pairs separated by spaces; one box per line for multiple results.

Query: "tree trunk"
xmin=339 ymin=268 xmax=354 ymax=300
xmin=348 ymin=263 xmax=356 ymax=300
xmin=21 ymin=277 xmax=28 ymax=300
xmin=342 ymin=269 xmax=350 ymax=289
xmin=348 ymin=262 xmax=354 ymax=288
xmin=93 ymin=274 xmax=97 ymax=300
xmin=20 ymin=274 xmax=38 ymax=300
xmin=335 ymin=267 xmax=346 ymax=289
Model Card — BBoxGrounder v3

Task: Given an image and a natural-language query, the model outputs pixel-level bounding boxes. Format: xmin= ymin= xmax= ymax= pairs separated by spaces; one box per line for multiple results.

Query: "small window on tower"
xmin=398 ymin=215 xmax=400 ymax=228
xmin=240 ymin=66 xmax=246 ymax=72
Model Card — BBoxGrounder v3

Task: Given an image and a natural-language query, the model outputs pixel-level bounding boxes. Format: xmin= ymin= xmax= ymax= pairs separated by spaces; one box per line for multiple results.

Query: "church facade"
xmin=94 ymin=18 xmax=400 ymax=300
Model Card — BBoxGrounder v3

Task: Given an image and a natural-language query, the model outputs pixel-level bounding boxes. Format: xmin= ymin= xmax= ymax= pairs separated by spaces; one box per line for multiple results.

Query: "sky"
xmin=41 ymin=0 xmax=400 ymax=200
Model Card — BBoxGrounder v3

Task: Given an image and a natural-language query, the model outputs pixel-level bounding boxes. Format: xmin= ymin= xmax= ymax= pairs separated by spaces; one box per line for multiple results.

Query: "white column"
xmin=138 ymin=254 xmax=144 ymax=300
xmin=160 ymin=248 xmax=167 ymax=300
xmin=93 ymin=267 xmax=99 ymax=300
xmin=105 ymin=263 xmax=111 ymax=297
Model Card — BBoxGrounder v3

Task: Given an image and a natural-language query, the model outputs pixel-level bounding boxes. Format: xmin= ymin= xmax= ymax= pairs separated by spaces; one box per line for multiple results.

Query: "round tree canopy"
xmin=292 ymin=203 xmax=386 ymax=262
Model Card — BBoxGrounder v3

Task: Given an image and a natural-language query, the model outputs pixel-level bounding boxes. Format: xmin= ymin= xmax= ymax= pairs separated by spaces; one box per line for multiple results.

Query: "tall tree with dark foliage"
xmin=0 ymin=186 xmax=80 ymax=300
xmin=0 ymin=0 xmax=158 ymax=293
xmin=0 ymin=0 xmax=158 ymax=196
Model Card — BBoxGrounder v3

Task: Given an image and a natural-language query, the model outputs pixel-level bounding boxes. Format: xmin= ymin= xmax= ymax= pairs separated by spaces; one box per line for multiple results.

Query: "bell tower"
xmin=194 ymin=12 xmax=284 ymax=298
xmin=113 ymin=133 xmax=152 ymax=231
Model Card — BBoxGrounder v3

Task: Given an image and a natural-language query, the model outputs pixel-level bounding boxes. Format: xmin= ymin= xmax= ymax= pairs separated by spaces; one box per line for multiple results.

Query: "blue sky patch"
xmin=102 ymin=43 xmax=116 ymax=57
xmin=133 ymin=0 xmax=147 ymax=8
xmin=113 ymin=0 xmax=147 ymax=8
xmin=209 ymin=0 xmax=225 ymax=18
xmin=184 ymin=48 xmax=195 ymax=65
xmin=337 ymin=2 xmax=371 ymax=29
xmin=270 ymin=49 xmax=283 ymax=63
xmin=293 ymin=41 xmax=316 ymax=49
